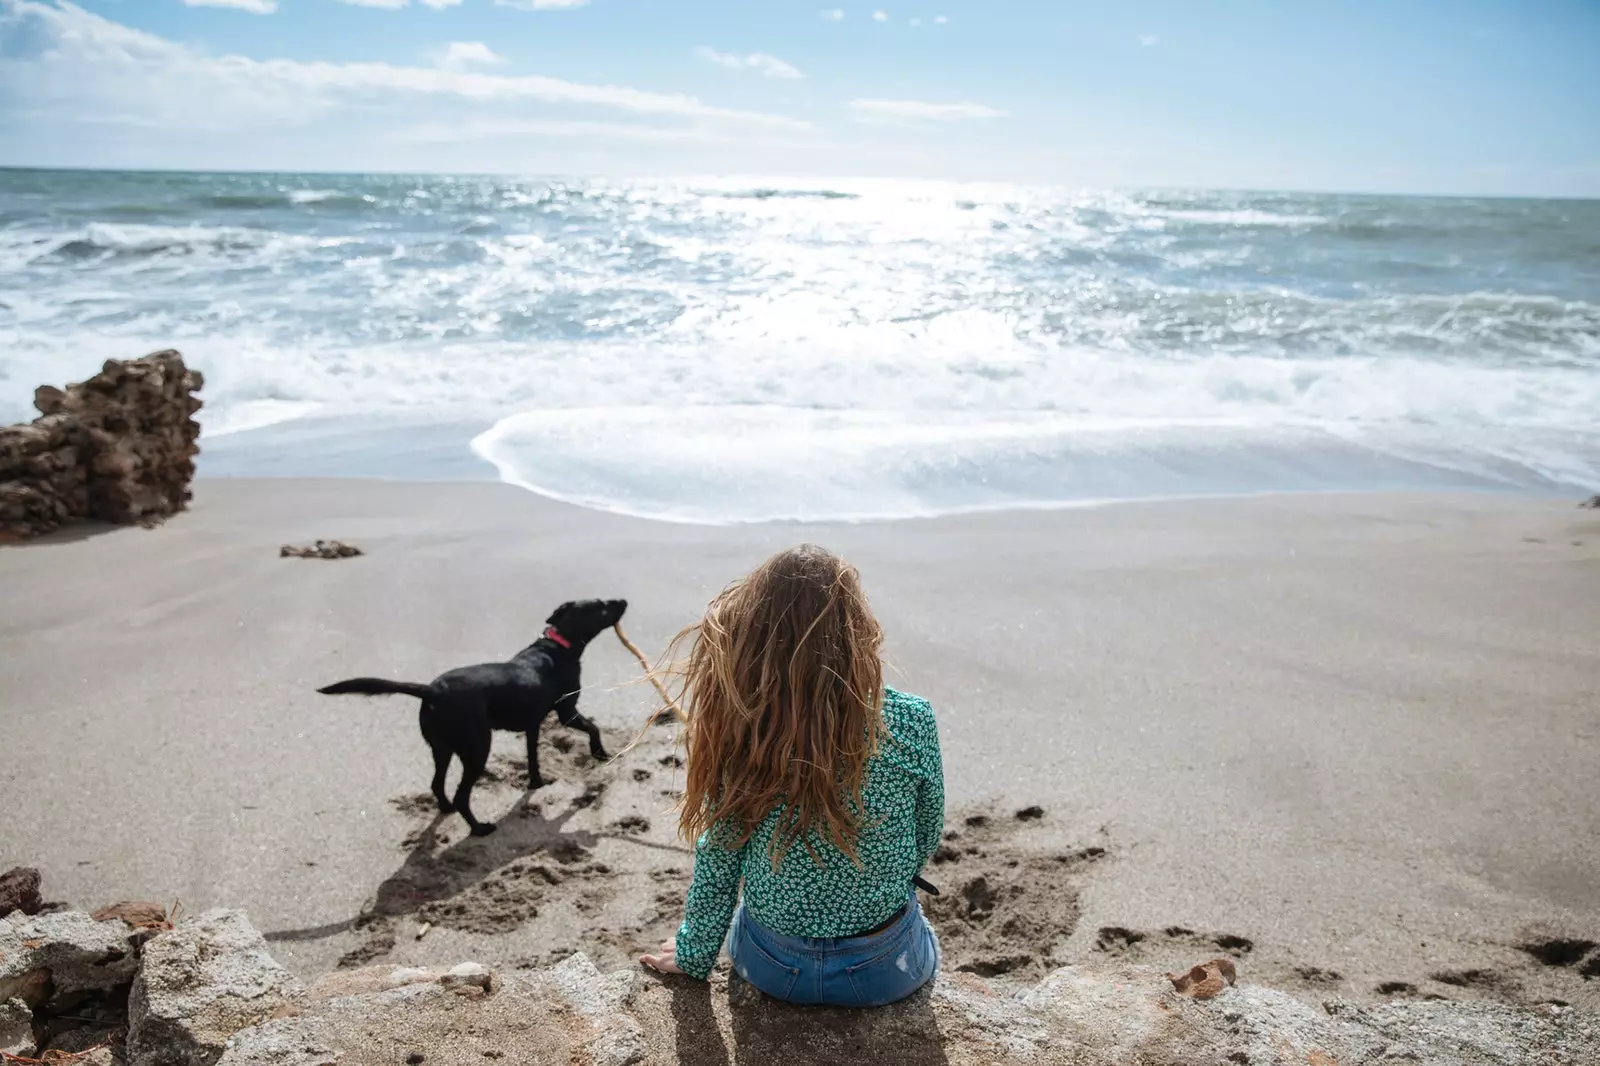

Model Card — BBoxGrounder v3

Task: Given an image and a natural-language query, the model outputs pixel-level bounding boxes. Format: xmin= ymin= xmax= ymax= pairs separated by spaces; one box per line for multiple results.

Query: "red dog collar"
xmin=544 ymin=626 xmax=572 ymax=649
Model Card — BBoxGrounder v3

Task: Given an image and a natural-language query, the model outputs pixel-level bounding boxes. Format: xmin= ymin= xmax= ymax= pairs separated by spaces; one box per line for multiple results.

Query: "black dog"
xmin=318 ymin=598 xmax=627 ymax=836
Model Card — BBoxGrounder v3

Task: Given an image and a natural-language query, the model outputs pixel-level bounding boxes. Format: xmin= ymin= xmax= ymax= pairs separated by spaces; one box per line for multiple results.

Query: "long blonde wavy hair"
xmin=666 ymin=544 xmax=886 ymax=866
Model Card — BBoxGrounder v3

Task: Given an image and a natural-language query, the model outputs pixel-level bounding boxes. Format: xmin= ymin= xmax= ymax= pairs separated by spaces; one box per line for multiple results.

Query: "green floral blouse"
xmin=672 ymin=687 xmax=945 ymax=980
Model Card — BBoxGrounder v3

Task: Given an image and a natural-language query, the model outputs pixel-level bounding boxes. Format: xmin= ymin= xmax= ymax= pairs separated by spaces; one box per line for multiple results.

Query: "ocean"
xmin=2 ymin=168 xmax=1597 ymax=523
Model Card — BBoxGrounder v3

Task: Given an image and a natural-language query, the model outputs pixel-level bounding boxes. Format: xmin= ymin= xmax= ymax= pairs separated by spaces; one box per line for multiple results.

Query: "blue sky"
xmin=1 ymin=0 xmax=1596 ymax=194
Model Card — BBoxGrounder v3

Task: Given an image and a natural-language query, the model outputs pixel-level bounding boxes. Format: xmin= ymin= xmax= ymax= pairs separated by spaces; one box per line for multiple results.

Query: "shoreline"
xmin=2 ymin=480 xmax=1597 ymax=1010
xmin=197 ymin=413 xmax=1595 ymax=527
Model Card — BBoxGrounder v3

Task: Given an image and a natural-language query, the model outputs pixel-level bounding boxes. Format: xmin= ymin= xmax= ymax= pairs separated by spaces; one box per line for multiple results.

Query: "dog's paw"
xmin=529 ymin=776 xmax=551 ymax=790
xmin=471 ymin=823 xmax=498 ymax=837
xmin=593 ymin=748 xmax=614 ymax=763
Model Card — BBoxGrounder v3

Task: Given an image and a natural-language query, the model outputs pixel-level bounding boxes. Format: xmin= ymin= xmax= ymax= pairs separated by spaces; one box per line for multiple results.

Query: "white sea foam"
xmin=5 ymin=173 xmax=1597 ymax=521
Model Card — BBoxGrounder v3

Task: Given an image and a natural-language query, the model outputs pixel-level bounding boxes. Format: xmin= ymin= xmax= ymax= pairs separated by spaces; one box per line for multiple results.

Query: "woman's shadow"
xmin=665 ymin=974 xmax=951 ymax=1066
xmin=265 ymin=788 xmax=598 ymax=955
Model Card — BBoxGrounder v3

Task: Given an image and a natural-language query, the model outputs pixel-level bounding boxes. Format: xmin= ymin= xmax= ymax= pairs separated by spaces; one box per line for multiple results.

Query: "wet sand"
xmin=2 ymin=480 xmax=1597 ymax=1007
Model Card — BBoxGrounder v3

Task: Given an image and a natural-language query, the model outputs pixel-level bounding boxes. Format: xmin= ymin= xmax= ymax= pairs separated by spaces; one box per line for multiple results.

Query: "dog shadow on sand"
xmin=265 ymin=786 xmax=606 ymax=962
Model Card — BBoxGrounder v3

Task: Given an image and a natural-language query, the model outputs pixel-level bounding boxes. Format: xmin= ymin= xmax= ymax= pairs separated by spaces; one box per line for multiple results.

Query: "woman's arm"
xmin=666 ymin=829 xmax=743 ymax=980
xmin=913 ymin=700 xmax=946 ymax=869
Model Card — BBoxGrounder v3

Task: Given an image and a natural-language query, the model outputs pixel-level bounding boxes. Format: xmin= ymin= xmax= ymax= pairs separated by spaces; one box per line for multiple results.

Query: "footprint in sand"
xmin=921 ymin=808 xmax=1109 ymax=981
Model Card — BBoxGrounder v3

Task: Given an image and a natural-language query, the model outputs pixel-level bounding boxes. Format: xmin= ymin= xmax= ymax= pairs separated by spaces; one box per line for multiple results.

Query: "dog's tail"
xmin=317 ymin=677 xmax=435 ymax=700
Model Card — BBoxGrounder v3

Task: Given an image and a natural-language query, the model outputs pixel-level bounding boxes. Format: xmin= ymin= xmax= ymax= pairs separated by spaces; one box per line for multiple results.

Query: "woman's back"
xmin=676 ymin=687 xmax=943 ymax=970
xmin=639 ymin=545 xmax=947 ymax=1006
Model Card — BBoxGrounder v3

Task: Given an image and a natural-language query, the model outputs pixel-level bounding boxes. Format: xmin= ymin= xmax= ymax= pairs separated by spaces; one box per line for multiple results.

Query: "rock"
xmin=0 ymin=997 xmax=34 ymax=1058
xmin=583 ymin=1017 xmax=647 ymax=1066
xmin=0 ymin=911 xmax=140 ymax=1009
xmin=279 ymin=540 xmax=362 ymax=560
xmin=1580 ymin=495 xmax=1600 ymax=509
xmin=0 ymin=350 xmax=203 ymax=540
xmin=1167 ymin=956 xmax=1239 ymax=999
xmin=546 ymin=952 xmax=637 ymax=1017
xmin=440 ymin=962 xmax=493 ymax=995
xmin=0 ymin=867 xmax=43 ymax=920
xmin=92 ymin=901 xmax=172 ymax=931
xmin=207 ymin=947 xmax=1600 ymax=1066
xmin=127 ymin=909 xmax=304 ymax=1066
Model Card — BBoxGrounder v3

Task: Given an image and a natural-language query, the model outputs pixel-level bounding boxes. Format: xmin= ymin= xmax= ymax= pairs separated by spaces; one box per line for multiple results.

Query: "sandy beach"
xmin=2 ymin=480 xmax=1597 ymax=1009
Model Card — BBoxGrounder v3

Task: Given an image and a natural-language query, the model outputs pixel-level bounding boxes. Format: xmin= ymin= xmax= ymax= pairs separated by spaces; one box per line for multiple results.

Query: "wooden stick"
xmin=613 ymin=623 xmax=687 ymax=724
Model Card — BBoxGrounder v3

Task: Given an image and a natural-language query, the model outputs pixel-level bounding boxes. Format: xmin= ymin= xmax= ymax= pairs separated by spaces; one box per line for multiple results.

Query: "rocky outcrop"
xmin=0 ymin=911 xmax=141 ymax=1009
xmin=0 ymin=866 xmax=43 ymax=919
xmin=2 ymin=905 xmax=1596 ymax=1065
xmin=0 ymin=909 xmax=144 ymax=1061
xmin=0 ymin=350 xmax=202 ymax=541
xmin=126 ymin=910 xmax=303 ymax=1066
xmin=213 ymin=950 xmax=1599 ymax=1066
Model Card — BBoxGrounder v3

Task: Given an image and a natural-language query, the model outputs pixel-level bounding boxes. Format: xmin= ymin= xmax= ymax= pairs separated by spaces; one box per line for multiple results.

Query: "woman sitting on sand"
xmin=638 ymin=544 xmax=945 ymax=1007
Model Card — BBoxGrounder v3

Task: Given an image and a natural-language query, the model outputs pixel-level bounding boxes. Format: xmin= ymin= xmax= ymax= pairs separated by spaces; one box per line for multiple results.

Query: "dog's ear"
xmin=545 ymin=601 xmax=577 ymax=626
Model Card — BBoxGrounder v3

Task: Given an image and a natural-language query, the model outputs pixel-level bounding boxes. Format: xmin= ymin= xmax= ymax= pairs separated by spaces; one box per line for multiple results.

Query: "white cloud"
xmin=336 ymin=0 xmax=409 ymax=8
xmin=496 ymin=0 xmax=590 ymax=9
xmin=821 ymin=8 xmax=844 ymax=20
xmin=396 ymin=118 xmax=738 ymax=145
xmin=934 ymin=14 xmax=947 ymax=23
xmin=420 ymin=0 xmax=465 ymax=7
xmin=1138 ymin=34 xmax=1158 ymax=47
xmin=0 ymin=1 xmax=809 ymax=138
xmin=695 ymin=47 xmax=803 ymax=80
xmin=435 ymin=41 xmax=506 ymax=70
xmin=872 ymin=9 xmax=887 ymax=21
xmin=909 ymin=17 xmax=920 ymax=26
xmin=181 ymin=0 xmax=277 ymax=12
xmin=849 ymin=98 xmax=1006 ymax=121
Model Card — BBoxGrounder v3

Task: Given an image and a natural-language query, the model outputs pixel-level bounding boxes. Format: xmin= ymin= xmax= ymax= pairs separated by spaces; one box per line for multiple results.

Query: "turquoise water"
xmin=3 ymin=169 xmax=1597 ymax=521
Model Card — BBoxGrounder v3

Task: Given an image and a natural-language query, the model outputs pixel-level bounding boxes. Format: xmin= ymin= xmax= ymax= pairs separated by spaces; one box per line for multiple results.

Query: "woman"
xmin=639 ymin=544 xmax=945 ymax=1007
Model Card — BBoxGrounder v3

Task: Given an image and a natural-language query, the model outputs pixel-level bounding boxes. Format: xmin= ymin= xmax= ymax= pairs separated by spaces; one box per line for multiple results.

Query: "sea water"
xmin=2 ymin=169 xmax=1596 ymax=522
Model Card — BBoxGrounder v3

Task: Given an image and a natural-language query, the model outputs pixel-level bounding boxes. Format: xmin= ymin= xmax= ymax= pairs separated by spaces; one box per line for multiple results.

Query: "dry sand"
xmin=2 ymin=480 xmax=1597 ymax=1010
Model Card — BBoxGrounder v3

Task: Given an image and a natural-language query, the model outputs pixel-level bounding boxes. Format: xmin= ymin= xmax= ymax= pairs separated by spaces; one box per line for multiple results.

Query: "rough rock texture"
xmin=213 ymin=952 xmax=1600 ymax=1066
xmin=279 ymin=540 xmax=363 ymax=560
xmin=0 ymin=997 xmax=34 ymax=1057
xmin=127 ymin=909 xmax=304 ymax=1066
xmin=0 ymin=350 xmax=202 ymax=541
xmin=1167 ymin=956 xmax=1239 ymax=999
xmin=4 ymin=909 xmax=1595 ymax=1065
xmin=0 ymin=866 xmax=43 ymax=919
xmin=92 ymin=902 xmax=175 ymax=932
xmin=0 ymin=910 xmax=141 ymax=1009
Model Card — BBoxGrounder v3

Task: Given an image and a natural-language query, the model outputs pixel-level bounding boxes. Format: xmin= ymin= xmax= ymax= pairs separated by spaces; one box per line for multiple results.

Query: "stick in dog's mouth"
xmin=613 ymin=622 xmax=688 ymax=724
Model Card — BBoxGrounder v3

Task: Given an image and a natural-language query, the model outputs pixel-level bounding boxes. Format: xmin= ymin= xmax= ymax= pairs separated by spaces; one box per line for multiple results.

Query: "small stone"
xmin=583 ymin=1019 xmax=646 ymax=1066
xmin=92 ymin=901 xmax=171 ymax=929
xmin=280 ymin=540 xmax=364 ymax=560
xmin=441 ymin=962 xmax=493 ymax=995
xmin=1014 ymin=806 xmax=1045 ymax=822
xmin=1166 ymin=957 xmax=1238 ymax=999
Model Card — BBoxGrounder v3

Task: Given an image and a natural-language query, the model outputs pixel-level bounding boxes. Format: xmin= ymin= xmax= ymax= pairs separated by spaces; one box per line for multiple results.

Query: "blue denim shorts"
xmin=727 ymin=893 xmax=941 ymax=1007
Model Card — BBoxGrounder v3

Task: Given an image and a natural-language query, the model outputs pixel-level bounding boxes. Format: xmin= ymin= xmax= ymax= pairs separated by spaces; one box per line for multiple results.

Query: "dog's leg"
xmin=419 ymin=700 xmax=455 ymax=813
xmin=525 ymin=710 xmax=550 ymax=790
xmin=555 ymin=695 xmax=611 ymax=762
xmin=453 ymin=732 xmax=495 ymax=837
xmin=429 ymin=743 xmax=454 ymax=813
